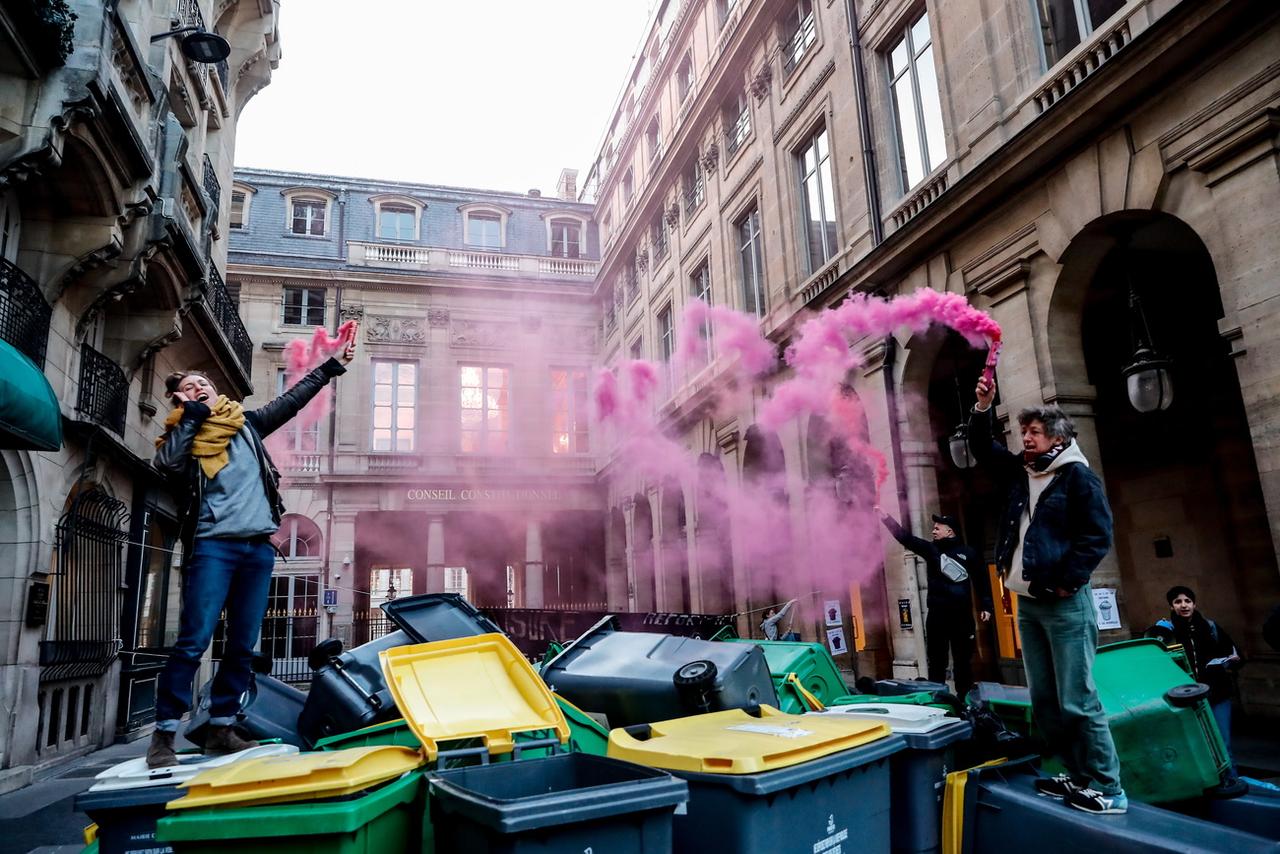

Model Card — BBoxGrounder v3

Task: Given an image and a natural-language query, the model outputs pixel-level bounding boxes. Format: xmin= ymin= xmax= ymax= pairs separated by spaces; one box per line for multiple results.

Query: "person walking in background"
xmin=877 ymin=508 xmax=992 ymax=700
xmin=970 ymin=376 xmax=1126 ymax=815
xmin=761 ymin=598 xmax=798 ymax=640
xmin=147 ymin=334 xmax=356 ymax=768
xmin=1147 ymin=585 xmax=1242 ymax=770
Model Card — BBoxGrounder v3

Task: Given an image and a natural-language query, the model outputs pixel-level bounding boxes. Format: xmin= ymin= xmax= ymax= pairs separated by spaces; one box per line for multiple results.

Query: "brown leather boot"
xmin=146 ymin=730 xmax=179 ymax=769
xmin=204 ymin=725 xmax=259 ymax=755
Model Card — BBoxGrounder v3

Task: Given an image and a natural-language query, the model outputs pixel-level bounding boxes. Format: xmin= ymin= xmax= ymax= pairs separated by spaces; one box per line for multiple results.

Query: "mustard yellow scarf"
xmin=156 ymin=395 xmax=246 ymax=479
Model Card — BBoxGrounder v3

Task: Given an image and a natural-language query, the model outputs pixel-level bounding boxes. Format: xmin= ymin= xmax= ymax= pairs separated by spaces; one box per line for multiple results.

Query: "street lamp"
xmin=948 ymin=422 xmax=976 ymax=469
xmin=1121 ymin=281 xmax=1174 ymax=413
xmin=150 ymin=26 xmax=231 ymax=64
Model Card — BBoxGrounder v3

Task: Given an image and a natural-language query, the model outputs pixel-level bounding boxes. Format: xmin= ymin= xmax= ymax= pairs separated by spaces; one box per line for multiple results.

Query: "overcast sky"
xmin=233 ymin=0 xmax=653 ymax=194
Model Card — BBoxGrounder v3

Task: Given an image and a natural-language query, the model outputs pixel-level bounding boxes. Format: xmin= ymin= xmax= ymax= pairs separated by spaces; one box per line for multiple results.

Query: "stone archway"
xmin=1048 ymin=211 xmax=1280 ymax=714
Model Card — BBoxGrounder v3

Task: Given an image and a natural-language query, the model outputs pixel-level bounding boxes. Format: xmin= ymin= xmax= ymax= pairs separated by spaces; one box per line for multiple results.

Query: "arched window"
xmin=459 ymin=203 xmax=511 ymax=249
xmin=229 ymin=183 xmax=255 ymax=231
xmin=272 ymin=514 xmax=323 ymax=559
xmin=370 ymin=194 xmax=424 ymax=242
xmin=282 ymin=188 xmax=336 ymax=237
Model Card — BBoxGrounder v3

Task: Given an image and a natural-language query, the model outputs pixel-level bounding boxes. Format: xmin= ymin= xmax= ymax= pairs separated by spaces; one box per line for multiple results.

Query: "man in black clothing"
xmin=878 ymin=509 xmax=993 ymax=699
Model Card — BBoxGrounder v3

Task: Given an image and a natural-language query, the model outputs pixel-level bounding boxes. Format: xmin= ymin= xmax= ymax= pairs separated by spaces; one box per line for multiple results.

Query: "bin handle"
xmin=782 ymin=673 xmax=826 ymax=712
xmin=621 ymin=724 xmax=653 ymax=741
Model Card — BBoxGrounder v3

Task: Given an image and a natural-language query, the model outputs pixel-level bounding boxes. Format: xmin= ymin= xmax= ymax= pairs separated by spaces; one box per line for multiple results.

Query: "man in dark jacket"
xmin=878 ymin=509 xmax=992 ymax=699
xmin=147 ymin=339 xmax=354 ymax=767
xmin=970 ymin=376 xmax=1125 ymax=815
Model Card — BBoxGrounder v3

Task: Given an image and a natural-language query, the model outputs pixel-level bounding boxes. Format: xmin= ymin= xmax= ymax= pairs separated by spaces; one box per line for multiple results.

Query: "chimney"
xmin=557 ymin=168 xmax=578 ymax=201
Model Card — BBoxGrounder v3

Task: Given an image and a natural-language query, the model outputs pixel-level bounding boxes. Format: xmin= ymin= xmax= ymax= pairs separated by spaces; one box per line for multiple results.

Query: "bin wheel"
xmin=1164 ymin=683 xmax=1210 ymax=707
xmin=674 ymin=660 xmax=718 ymax=687
xmin=308 ymin=638 xmax=345 ymax=671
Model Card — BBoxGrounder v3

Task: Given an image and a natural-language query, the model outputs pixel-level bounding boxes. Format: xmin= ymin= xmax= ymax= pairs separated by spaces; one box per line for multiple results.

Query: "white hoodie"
xmin=1006 ymin=440 xmax=1091 ymax=598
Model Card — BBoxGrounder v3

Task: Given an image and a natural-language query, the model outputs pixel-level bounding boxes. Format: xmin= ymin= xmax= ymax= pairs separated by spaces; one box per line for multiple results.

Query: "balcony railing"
xmin=346 ymin=242 xmax=598 ymax=280
xmin=77 ymin=345 xmax=128 ymax=434
xmin=0 ymin=258 xmax=52 ymax=366
xmin=782 ymin=13 xmax=816 ymax=76
xmin=725 ymin=110 xmax=751 ymax=157
xmin=176 ymin=0 xmax=205 ymax=31
xmin=202 ymin=154 xmax=220 ymax=215
xmin=683 ymin=181 xmax=705 ymax=217
xmin=203 ymin=266 xmax=253 ymax=372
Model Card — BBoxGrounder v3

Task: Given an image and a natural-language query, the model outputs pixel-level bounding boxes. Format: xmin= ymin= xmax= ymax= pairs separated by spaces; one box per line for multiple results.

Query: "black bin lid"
xmin=380 ymin=593 xmax=503 ymax=644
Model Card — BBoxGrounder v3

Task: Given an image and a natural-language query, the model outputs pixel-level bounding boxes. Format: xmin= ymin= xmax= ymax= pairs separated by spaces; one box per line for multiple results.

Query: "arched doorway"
xmin=631 ymin=493 xmax=656 ymax=612
xmin=1051 ymin=212 xmax=1280 ymax=704
xmin=741 ymin=425 xmax=791 ymax=625
xmin=607 ymin=507 xmax=628 ymax=609
xmin=695 ymin=453 xmax=734 ymax=615
xmin=659 ymin=480 xmax=689 ymax=612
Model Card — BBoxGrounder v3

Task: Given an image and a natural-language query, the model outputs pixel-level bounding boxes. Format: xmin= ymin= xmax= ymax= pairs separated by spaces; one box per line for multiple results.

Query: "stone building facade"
xmin=0 ymin=0 xmax=279 ymax=783
xmin=587 ymin=0 xmax=1280 ymax=714
xmin=226 ymin=168 xmax=602 ymax=671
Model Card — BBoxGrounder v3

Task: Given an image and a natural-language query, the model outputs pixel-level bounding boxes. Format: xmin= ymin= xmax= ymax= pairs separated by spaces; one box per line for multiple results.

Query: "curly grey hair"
xmin=1016 ymin=405 xmax=1076 ymax=441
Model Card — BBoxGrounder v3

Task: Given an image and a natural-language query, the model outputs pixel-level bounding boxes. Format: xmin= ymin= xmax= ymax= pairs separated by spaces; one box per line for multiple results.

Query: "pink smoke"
xmin=595 ymin=289 xmax=1000 ymax=624
xmin=268 ymin=320 xmax=357 ymax=467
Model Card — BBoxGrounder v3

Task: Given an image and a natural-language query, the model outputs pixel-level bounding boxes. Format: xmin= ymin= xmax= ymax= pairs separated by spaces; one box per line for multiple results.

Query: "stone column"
xmin=524 ymin=519 xmax=544 ymax=608
xmin=426 ymin=515 xmax=446 ymax=593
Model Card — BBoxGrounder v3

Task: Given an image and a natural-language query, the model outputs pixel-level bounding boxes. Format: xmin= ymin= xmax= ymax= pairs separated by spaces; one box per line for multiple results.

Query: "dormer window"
xmin=549 ymin=218 xmax=584 ymax=258
xmin=283 ymin=188 xmax=336 ymax=237
xmin=372 ymin=195 xmax=424 ymax=242
xmin=229 ymin=183 xmax=254 ymax=230
xmin=460 ymin=204 xmax=510 ymax=250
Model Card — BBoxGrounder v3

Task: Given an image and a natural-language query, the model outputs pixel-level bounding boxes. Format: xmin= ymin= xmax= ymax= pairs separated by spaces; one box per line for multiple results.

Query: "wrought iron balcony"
xmin=77 ymin=345 xmax=128 ymax=435
xmin=683 ymin=181 xmax=705 ymax=217
xmin=725 ymin=110 xmax=751 ymax=157
xmin=203 ymin=266 xmax=253 ymax=373
xmin=782 ymin=13 xmax=816 ymax=76
xmin=176 ymin=0 xmax=205 ymax=31
xmin=0 ymin=258 xmax=52 ymax=367
xmin=203 ymin=154 xmax=221 ymax=216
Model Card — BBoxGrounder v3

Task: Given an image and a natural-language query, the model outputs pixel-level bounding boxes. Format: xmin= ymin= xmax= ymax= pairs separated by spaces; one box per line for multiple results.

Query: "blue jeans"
xmin=1212 ymin=698 xmax=1236 ymax=774
xmin=155 ymin=538 xmax=275 ymax=728
xmin=1017 ymin=586 xmax=1123 ymax=795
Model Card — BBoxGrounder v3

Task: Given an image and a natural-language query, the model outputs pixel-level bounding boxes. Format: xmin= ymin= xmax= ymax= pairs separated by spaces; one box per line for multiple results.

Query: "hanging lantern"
xmin=1123 ymin=278 xmax=1174 ymax=414
xmin=1122 ymin=345 xmax=1174 ymax=413
xmin=948 ymin=422 xmax=976 ymax=469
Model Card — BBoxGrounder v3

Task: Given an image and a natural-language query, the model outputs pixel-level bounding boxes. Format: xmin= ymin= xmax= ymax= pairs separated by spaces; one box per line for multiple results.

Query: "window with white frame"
xmin=372 ymin=361 xmax=417 ymax=452
xmin=550 ymin=368 xmax=589 ymax=455
xmin=370 ymin=566 xmax=412 ymax=608
xmin=271 ymin=514 xmax=323 ymax=559
xmin=717 ymin=0 xmax=738 ymax=28
xmin=229 ymin=189 xmax=249 ymax=229
xmin=689 ymin=261 xmax=713 ymax=362
xmin=796 ymin=125 xmax=837 ymax=272
xmin=1033 ymin=0 xmax=1126 ymax=69
xmin=444 ymin=567 xmax=469 ymax=597
xmin=549 ymin=218 xmax=582 ymax=258
xmin=651 ymin=214 xmax=669 ymax=262
xmin=658 ymin=305 xmax=675 ymax=384
xmin=276 ymin=369 xmax=321 ymax=451
xmin=683 ymin=159 xmax=704 ymax=215
xmin=782 ymin=0 xmax=817 ymax=75
xmin=737 ymin=205 xmax=766 ymax=317
xmin=887 ymin=12 xmax=947 ymax=191
xmin=378 ymin=204 xmax=417 ymax=241
xmin=724 ymin=90 xmax=751 ymax=156
xmin=623 ymin=169 xmax=635 ymax=205
xmin=290 ymin=197 xmax=328 ymax=236
xmin=460 ymin=365 xmax=509 ymax=453
xmin=465 ymin=211 xmax=503 ymax=249
xmin=281 ymin=286 xmax=326 ymax=326
xmin=646 ymin=118 xmax=662 ymax=162
xmin=677 ymin=51 xmax=695 ymax=101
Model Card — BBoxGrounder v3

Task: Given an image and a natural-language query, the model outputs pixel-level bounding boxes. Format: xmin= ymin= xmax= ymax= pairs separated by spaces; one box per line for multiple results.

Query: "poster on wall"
xmin=826 ymin=627 xmax=847 ymax=655
xmin=1092 ymin=588 xmax=1122 ymax=630
xmin=823 ymin=599 xmax=843 ymax=627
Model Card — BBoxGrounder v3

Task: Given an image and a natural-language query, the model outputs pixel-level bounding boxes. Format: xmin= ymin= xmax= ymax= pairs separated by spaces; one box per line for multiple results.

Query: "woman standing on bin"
xmin=1147 ymin=586 xmax=1242 ymax=764
xmin=147 ymin=333 xmax=356 ymax=768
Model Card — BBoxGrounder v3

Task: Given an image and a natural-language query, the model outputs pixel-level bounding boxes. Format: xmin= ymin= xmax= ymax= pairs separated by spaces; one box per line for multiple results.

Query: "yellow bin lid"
xmin=167 ymin=745 xmax=423 ymax=810
xmin=607 ymin=705 xmax=892 ymax=774
xmin=380 ymin=633 xmax=569 ymax=760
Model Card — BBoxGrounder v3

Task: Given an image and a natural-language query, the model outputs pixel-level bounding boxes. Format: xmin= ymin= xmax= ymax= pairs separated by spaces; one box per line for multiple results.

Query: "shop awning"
xmin=0 ymin=339 xmax=62 ymax=451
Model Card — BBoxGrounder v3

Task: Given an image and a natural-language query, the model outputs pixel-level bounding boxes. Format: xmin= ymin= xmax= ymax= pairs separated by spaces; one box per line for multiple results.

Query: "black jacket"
xmin=968 ymin=406 xmax=1113 ymax=599
xmin=154 ymin=358 xmax=345 ymax=551
xmin=881 ymin=513 xmax=994 ymax=615
xmin=1148 ymin=612 xmax=1240 ymax=704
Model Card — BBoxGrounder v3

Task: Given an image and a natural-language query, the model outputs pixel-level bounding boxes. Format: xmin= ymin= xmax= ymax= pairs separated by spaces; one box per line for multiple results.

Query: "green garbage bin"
xmin=315 ymin=719 xmax=423 ymax=751
xmin=973 ymin=640 xmax=1231 ymax=804
xmin=831 ymin=692 xmax=956 ymax=711
xmin=725 ymin=639 xmax=848 ymax=713
xmin=156 ymin=769 xmax=426 ymax=854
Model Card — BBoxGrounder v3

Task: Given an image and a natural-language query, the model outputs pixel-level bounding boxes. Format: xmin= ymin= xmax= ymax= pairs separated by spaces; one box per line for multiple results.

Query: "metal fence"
xmin=76 ymin=345 xmax=128 ymax=434
xmin=0 ymin=258 xmax=51 ymax=366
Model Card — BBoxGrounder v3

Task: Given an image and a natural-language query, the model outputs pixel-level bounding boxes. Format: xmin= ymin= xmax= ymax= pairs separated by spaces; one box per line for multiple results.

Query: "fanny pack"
xmin=940 ymin=554 xmax=969 ymax=583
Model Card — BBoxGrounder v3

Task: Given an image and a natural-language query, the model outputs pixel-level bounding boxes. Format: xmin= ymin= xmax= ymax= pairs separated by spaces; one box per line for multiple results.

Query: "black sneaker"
xmin=1066 ymin=787 xmax=1128 ymax=814
xmin=1034 ymin=773 xmax=1079 ymax=799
